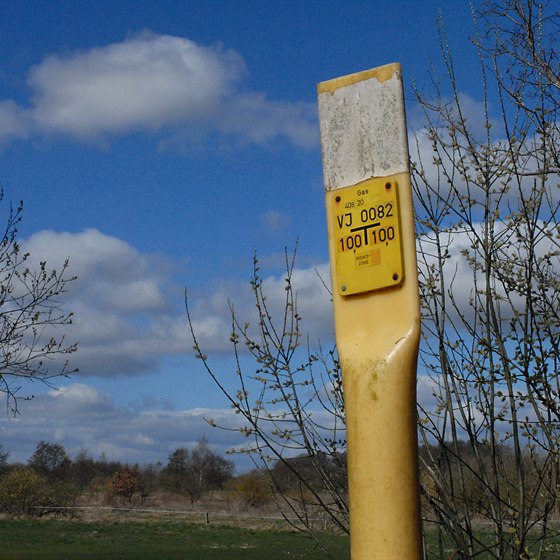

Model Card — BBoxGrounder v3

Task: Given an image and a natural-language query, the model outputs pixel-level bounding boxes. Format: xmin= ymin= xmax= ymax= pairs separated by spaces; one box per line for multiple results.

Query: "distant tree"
xmin=187 ymin=437 xmax=234 ymax=500
xmin=0 ymin=191 xmax=77 ymax=415
xmin=110 ymin=466 xmax=143 ymax=505
xmin=95 ymin=452 xmax=125 ymax=478
xmin=272 ymin=453 xmax=347 ymax=495
xmin=138 ymin=462 xmax=162 ymax=502
xmin=165 ymin=447 xmax=189 ymax=493
xmin=28 ymin=441 xmax=71 ymax=480
xmin=165 ymin=438 xmax=234 ymax=503
xmin=208 ymin=454 xmax=235 ymax=489
xmin=69 ymin=449 xmax=96 ymax=491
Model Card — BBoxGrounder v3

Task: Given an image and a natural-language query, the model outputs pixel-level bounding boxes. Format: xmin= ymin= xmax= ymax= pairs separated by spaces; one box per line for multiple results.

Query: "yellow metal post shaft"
xmin=318 ymin=65 xmax=422 ymax=559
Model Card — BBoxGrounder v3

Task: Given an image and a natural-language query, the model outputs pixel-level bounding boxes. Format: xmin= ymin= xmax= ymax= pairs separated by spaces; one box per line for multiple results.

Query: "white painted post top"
xmin=317 ymin=63 xmax=409 ymax=191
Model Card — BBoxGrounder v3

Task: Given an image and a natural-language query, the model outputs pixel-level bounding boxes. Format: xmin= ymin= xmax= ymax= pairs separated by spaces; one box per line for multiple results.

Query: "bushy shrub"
xmin=227 ymin=471 xmax=274 ymax=509
xmin=110 ymin=466 xmax=146 ymax=506
xmin=0 ymin=467 xmax=76 ymax=517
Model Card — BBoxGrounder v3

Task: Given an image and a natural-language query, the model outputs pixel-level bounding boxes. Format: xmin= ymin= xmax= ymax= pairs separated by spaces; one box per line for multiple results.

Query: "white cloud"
xmin=409 ymin=95 xmax=559 ymax=210
xmin=408 ymin=93 xmax=504 ymax=141
xmin=28 ymin=32 xmax=244 ymax=139
xmin=22 ymin=228 xmax=188 ymax=377
xmin=0 ymin=100 xmax=29 ymax=142
xmin=260 ymin=210 xmax=291 ymax=233
xmin=18 ymin=228 xmax=333 ymax=380
xmin=416 ymin=374 xmax=438 ymax=411
xmin=416 ymin=219 xmax=559 ymax=329
xmin=47 ymin=383 xmax=114 ymax=415
xmin=2 ymin=376 xmax=344 ymax=471
xmin=218 ymin=92 xmax=318 ymax=149
xmin=0 ymin=32 xmax=318 ymax=149
xmin=0 ymin=382 xmax=248 ymax=468
xmin=187 ymin=261 xmax=334 ymax=353
xmin=24 ymin=228 xmax=170 ymax=313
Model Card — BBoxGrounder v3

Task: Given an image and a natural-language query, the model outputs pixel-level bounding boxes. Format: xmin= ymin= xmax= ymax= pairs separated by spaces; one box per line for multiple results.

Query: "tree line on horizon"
xmin=0 ymin=438 xmax=238 ymax=516
xmin=4 ymin=437 xmax=544 ymax=527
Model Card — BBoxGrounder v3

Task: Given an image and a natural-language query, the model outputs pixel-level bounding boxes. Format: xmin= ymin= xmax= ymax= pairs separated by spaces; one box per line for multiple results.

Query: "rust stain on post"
xmin=317 ymin=62 xmax=401 ymax=95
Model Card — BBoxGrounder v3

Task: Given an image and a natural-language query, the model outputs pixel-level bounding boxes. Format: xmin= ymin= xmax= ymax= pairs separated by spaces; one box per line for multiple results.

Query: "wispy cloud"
xmin=21 ymin=229 xmax=333 ymax=377
xmin=0 ymin=382 xmax=246 ymax=467
xmin=22 ymin=228 xmax=187 ymax=377
xmin=186 ymin=261 xmax=334 ymax=353
xmin=260 ymin=209 xmax=291 ymax=233
xmin=0 ymin=32 xmax=318 ymax=149
xmin=0 ymin=100 xmax=29 ymax=142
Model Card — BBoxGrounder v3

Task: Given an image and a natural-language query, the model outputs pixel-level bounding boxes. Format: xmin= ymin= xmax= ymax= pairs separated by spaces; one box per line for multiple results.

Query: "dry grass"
xmin=72 ymin=489 xmax=316 ymax=532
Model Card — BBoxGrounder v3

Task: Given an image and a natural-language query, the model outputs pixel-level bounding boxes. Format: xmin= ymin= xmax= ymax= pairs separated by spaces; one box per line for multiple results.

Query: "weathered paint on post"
xmin=318 ymin=63 xmax=422 ymax=559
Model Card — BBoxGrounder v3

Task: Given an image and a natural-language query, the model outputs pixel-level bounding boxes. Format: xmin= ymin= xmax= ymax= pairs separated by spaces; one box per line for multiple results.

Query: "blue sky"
xmin=0 ymin=0 xmax=477 ymax=470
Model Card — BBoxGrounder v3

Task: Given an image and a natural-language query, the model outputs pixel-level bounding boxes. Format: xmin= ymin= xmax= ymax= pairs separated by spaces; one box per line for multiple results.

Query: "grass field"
xmin=423 ymin=526 xmax=560 ymax=560
xmin=0 ymin=518 xmax=350 ymax=559
xmin=2 ymin=518 xmax=560 ymax=559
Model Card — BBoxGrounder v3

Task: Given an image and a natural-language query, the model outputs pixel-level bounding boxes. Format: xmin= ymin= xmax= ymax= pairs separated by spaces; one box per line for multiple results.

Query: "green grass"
xmin=423 ymin=526 xmax=560 ymax=559
xmin=0 ymin=518 xmax=350 ymax=560
xmin=3 ymin=518 xmax=559 ymax=559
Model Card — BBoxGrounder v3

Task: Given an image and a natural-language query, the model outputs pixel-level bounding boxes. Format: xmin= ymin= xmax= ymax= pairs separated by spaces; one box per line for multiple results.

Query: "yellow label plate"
xmin=331 ymin=178 xmax=404 ymax=296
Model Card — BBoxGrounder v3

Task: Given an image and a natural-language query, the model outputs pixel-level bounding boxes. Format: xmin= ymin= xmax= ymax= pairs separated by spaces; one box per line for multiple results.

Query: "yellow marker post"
xmin=318 ymin=63 xmax=422 ymax=559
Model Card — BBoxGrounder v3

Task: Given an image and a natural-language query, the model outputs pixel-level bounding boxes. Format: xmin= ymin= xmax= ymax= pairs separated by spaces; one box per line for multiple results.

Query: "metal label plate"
xmin=332 ymin=178 xmax=404 ymax=296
